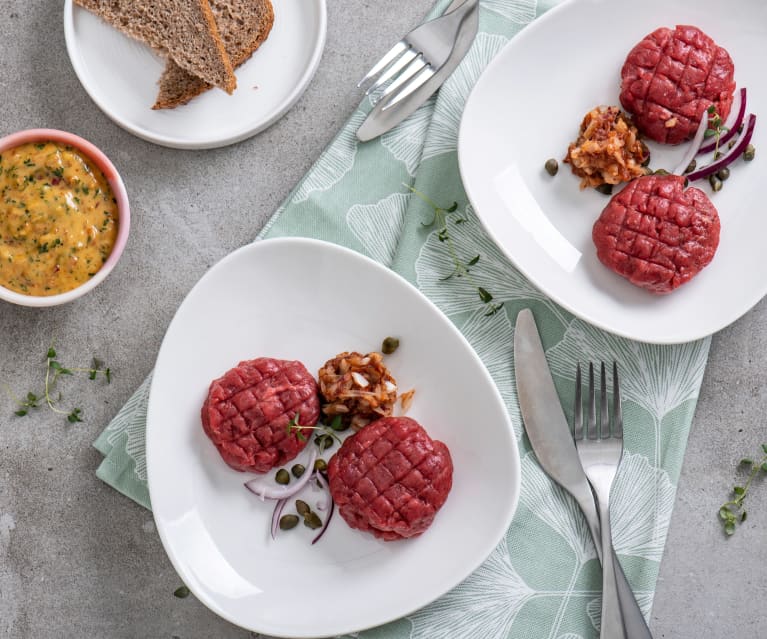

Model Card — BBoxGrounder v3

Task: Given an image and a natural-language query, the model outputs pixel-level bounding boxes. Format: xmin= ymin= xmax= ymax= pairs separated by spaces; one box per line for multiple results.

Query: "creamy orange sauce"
xmin=0 ymin=141 xmax=118 ymax=296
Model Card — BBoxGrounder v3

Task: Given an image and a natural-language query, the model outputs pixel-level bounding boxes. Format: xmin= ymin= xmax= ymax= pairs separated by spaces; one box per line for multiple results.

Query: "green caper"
xmin=291 ymin=464 xmax=305 ymax=479
xmin=714 ymin=151 xmax=723 ymax=160
xmin=381 ymin=336 xmax=400 ymax=355
xmin=303 ymin=511 xmax=323 ymax=530
xmin=716 ymin=167 xmax=730 ymax=181
xmin=314 ymin=458 xmax=328 ymax=473
xmin=728 ymin=139 xmax=736 ymax=150
xmin=275 ymin=469 xmax=290 ymax=485
xmin=544 ymin=158 xmax=559 ymax=176
xmin=279 ymin=514 xmax=299 ymax=530
xmin=295 ymin=499 xmax=310 ymax=516
xmin=684 ymin=159 xmax=696 ymax=174
xmin=709 ymin=174 xmax=723 ymax=192
xmin=595 ymin=183 xmax=613 ymax=195
xmin=653 ymin=168 xmax=670 ymax=176
xmin=743 ymin=144 xmax=756 ymax=161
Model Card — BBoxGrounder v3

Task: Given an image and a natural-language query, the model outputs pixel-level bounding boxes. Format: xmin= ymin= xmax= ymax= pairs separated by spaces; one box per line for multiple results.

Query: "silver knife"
xmin=356 ymin=0 xmax=479 ymax=142
xmin=514 ymin=309 xmax=653 ymax=639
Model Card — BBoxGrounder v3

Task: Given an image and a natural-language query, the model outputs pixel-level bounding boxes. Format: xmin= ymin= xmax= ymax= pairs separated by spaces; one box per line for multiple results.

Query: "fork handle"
xmin=596 ymin=498 xmax=627 ymax=639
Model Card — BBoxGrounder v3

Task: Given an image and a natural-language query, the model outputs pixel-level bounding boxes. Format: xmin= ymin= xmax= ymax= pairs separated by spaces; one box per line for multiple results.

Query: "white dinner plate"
xmin=459 ymin=0 xmax=767 ymax=344
xmin=63 ymin=0 xmax=326 ymax=149
xmin=146 ymin=238 xmax=520 ymax=637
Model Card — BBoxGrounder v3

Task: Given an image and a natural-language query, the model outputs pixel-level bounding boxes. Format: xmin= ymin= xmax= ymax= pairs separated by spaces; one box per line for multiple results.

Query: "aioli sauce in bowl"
xmin=0 ymin=140 xmax=119 ymax=296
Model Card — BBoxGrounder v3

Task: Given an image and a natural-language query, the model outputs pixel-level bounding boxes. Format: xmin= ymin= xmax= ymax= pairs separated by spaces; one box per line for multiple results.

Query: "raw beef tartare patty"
xmin=328 ymin=416 xmax=453 ymax=541
xmin=620 ymin=25 xmax=735 ymax=144
xmin=592 ymin=174 xmax=720 ymax=294
xmin=201 ymin=358 xmax=320 ymax=473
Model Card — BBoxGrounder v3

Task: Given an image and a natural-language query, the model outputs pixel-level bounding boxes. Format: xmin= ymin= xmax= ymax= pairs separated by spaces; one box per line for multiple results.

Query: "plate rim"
xmin=457 ymin=0 xmax=767 ymax=345
xmin=63 ymin=0 xmax=328 ymax=150
xmin=145 ymin=237 xmax=521 ymax=637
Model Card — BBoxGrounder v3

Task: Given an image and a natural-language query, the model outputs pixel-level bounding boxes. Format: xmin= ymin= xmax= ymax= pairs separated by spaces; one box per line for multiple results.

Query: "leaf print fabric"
xmin=95 ymin=1 xmax=710 ymax=637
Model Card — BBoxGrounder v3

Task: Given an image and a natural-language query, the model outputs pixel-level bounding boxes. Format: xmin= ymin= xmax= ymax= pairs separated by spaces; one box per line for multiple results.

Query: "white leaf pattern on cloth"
xmin=483 ymin=0 xmax=538 ymax=23
xmin=520 ymin=453 xmax=597 ymax=565
xmin=407 ymin=541 xmax=535 ymax=639
xmin=422 ymin=33 xmax=509 ymax=161
xmin=459 ymin=307 xmax=522 ymax=439
xmin=292 ymin=109 xmax=368 ymax=203
xmin=415 ymin=204 xmax=571 ymax=325
xmin=545 ymin=319 xmax=710 ymax=419
xmin=347 ymin=193 xmax=410 ymax=266
xmin=102 ymin=373 xmax=152 ymax=481
xmin=381 ymin=99 xmax=436 ymax=175
xmin=611 ymin=452 xmax=675 ymax=561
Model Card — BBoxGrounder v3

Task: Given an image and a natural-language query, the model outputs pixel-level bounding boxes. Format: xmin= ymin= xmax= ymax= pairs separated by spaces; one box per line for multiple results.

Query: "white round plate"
xmin=146 ymin=238 xmax=519 ymax=637
xmin=459 ymin=0 xmax=766 ymax=344
xmin=63 ymin=0 xmax=326 ymax=149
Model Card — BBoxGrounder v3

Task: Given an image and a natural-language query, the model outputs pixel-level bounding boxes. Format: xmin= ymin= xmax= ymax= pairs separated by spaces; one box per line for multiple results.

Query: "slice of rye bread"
xmin=152 ymin=0 xmax=274 ymax=109
xmin=74 ymin=0 xmax=236 ymax=94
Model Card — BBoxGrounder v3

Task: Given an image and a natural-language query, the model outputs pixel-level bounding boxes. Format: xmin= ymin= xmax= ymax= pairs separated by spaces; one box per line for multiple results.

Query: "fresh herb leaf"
xmin=406 ymin=185 xmax=503 ymax=317
xmin=718 ymin=444 xmax=767 ymax=536
xmin=8 ymin=342 xmax=112 ymax=423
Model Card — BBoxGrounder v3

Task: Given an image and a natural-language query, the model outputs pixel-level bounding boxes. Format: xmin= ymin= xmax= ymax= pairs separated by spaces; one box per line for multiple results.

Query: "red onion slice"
xmin=673 ymin=111 xmax=710 ymax=176
xmin=687 ymin=114 xmax=757 ymax=181
xmin=244 ymin=448 xmax=318 ymax=501
xmin=698 ymin=88 xmax=747 ymax=155
xmin=271 ymin=498 xmax=288 ymax=540
xmin=311 ymin=471 xmax=334 ymax=545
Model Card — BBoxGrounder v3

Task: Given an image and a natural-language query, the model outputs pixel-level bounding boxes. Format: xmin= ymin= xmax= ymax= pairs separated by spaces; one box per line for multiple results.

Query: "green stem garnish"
xmin=6 ymin=343 xmax=111 ymax=423
xmin=407 ymin=185 xmax=504 ymax=317
xmin=286 ymin=413 xmax=345 ymax=446
xmin=703 ymin=104 xmax=729 ymax=158
xmin=718 ymin=444 xmax=767 ymax=536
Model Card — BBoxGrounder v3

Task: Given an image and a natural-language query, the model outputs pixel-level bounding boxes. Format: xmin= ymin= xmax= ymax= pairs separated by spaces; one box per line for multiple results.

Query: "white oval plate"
xmin=146 ymin=238 xmax=520 ymax=637
xmin=459 ymin=0 xmax=767 ymax=344
xmin=63 ymin=0 xmax=326 ymax=149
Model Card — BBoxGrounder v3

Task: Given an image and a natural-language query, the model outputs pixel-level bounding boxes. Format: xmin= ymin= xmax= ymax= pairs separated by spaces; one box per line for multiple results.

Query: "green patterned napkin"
xmin=95 ymin=1 xmax=710 ymax=637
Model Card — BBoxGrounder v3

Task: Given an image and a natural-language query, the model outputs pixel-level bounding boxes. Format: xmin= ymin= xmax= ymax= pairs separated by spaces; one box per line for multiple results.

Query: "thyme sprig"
xmin=407 ymin=185 xmax=504 ymax=316
xmin=286 ymin=413 xmax=346 ymax=449
xmin=718 ymin=444 xmax=767 ymax=536
xmin=703 ymin=104 xmax=729 ymax=158
xmin=7 ymin=344 xmax=111 ymax=423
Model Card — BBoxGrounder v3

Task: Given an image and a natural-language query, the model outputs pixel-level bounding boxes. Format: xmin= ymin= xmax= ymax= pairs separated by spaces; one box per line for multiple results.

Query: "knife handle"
xmin=576 ymin=491 xmax=653 ymax=638
xmin=614 ymin=552 xmax=654 ymax=638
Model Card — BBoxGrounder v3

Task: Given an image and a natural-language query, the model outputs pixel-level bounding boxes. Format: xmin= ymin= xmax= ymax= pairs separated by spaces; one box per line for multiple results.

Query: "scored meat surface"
xmin=592 ymin=174 xmax=720 ymax=294
xmin=620 ymin=25 xmax=735 ymax=144
xmin=201 ymin=358 xmax=319 ymax=473
xmin=328 ymin=416 xmax=453 ymax=541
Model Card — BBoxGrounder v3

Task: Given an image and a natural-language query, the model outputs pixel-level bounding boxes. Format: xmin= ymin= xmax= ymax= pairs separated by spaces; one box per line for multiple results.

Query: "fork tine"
xmin=573 ymin=363 xmax=583 ymax=440
xmin=613 ymin=361 xmax=623 ymax=438
xmin=381 ymin=66 xmax=436 ymax=111
xmin=587 ymin=362 xmax=596 ymax=439
xmin=364 ymin=48 xmax=417 ymax=96
xmin=358 ymin=41 xmax=409 ymax=87
xmin=377 ymin=56 xmax=428 ymax=101
xmin=599 ymin=361 xmax=608 ymax=438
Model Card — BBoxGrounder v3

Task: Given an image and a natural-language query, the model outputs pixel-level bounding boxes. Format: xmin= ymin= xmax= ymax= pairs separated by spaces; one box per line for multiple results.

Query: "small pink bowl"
xmin=0 ymin=128 xmax=130 ymax=307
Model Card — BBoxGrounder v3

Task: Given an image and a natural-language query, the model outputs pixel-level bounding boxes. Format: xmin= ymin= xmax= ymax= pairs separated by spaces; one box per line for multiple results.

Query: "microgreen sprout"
xmin=406 ymin=185 xmax=504 ymax=316
xmin=718 ymin=444 xmax=767 ymax=536
xmin=6 ymin=343 xmax=111 ymax=423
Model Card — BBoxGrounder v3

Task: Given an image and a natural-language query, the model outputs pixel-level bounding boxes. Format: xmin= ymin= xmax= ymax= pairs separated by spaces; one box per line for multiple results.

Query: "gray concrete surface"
xmin=0 ymin=1 xmax=765 ymax=638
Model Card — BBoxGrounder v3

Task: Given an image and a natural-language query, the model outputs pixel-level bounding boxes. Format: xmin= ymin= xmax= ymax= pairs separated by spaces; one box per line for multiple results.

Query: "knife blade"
xmin=514 ymin=309 xmax=653 ymax=639
xmin=356 ymin=0 xmax=479 ymax=142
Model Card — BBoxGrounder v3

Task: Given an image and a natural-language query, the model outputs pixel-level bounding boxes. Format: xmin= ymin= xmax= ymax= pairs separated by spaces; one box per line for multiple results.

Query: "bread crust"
xmin=152 ymin=0 xmax=274 ymax=109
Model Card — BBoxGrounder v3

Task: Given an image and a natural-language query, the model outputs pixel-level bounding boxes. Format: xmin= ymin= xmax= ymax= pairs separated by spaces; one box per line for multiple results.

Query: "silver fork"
xmin=357 ymin=0 xmax=479 ymax=111
xmin=574 ymin=362 xmax=626 ymax=639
